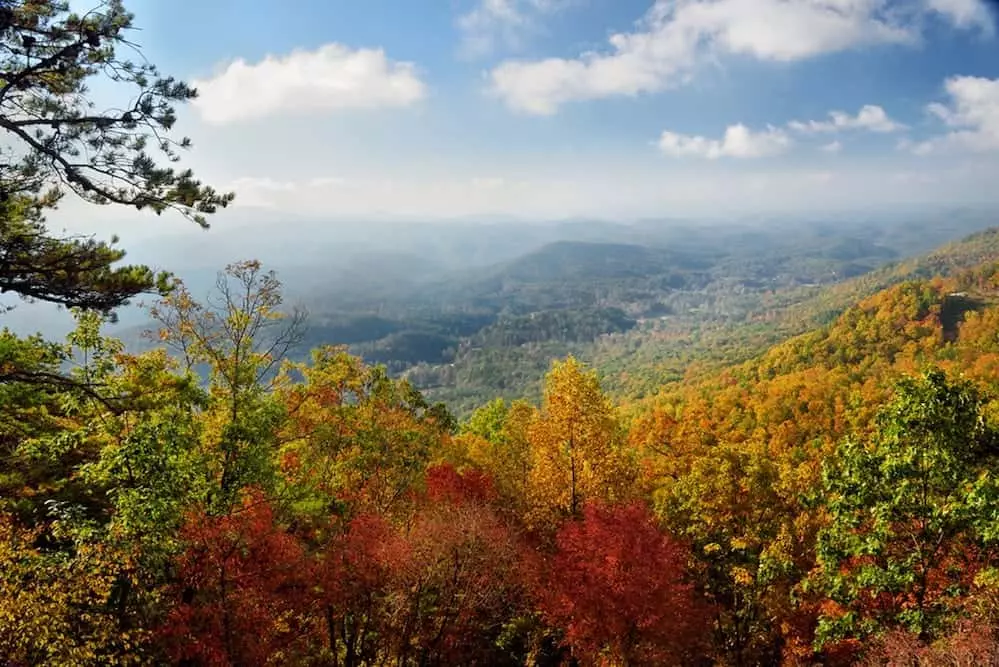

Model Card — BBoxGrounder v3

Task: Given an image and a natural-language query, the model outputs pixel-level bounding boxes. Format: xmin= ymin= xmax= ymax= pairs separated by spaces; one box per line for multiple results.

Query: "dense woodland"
xmin=8 ymin=2 xmax=999 ymax=666
xmin=11 ymin=252 xmax=999 ymax=666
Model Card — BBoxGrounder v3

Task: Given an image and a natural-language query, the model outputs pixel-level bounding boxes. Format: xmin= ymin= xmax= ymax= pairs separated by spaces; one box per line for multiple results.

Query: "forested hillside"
xmin=593 ymin=225 xmax=999 ymax=399
xmin=10 ymin=246 xmax=999 ymax=665
xmin=393 ymin=221 xmax=999 ymax=413
xmin=110 ymin=210 xmax=999 ymax=416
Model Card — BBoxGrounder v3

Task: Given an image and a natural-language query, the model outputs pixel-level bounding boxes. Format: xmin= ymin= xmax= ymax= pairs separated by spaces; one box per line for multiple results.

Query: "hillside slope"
xmin=636 ymin=255 xmax=999 ymax=453
xmin=617 ymin=254 xmax=999 ymax=663
xmin=406 ymin=229 xmax=976 ymax=413
xmin=594 ymin=226 xmax=999 ymax=399
xmin=112 ymin=221 xmax=999 ymax=416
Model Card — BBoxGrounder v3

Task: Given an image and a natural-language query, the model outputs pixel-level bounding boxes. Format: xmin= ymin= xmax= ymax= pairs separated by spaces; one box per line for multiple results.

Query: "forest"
xmin=11 ymin=253 xmax=999 ymax=666
xmin=7 ymin=1 xmax=999 ymax=666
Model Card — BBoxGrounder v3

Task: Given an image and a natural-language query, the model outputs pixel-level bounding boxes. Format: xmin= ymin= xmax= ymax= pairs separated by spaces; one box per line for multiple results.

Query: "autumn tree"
xmin=276 ymin=345 xmax=453 ymax=518
xmin=310 ymin=512 xmax=404 ymax=666
xmin=0 ymin=513 xmax=149 ymax=666
xmin=527 ymin=357 xmax=632 ymax=527
xmin=159 ymin=491 xmax=310 ymax=665
xmin=816 ymin=369 xmax=999 ymax=647
xmin=0 ymin=309 xmax=227 ymax=661
xmin=305 ymin=465 xmax=523 ymax=666
xmin=653 ymin=437 xmax=804 ymax=665
xmin=150 ymin=260 xmax=306 ymax=512
xmin=859 ymin=621 xmax=999 ymax=666
xmin=386 ymin=464 xmax=525 ymax=666
xmin=0 ymin=0 xmax=232 ymax=318
xmin=537 ymin=501 xmax=712 ymax=666
xmin=459 ymin=397 xmax=534 ymax=515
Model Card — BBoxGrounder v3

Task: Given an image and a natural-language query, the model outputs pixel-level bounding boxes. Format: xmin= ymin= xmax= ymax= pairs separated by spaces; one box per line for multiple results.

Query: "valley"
xmin=247 ymin=207 xmax=999 ymax=414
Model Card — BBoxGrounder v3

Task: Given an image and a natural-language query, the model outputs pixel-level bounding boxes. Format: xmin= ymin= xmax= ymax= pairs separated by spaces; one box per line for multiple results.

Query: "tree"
xmin=816 ymin=369 xmax=999 ymax=646
xmin=0 ymin=513 xmax=148 ymax=666
xmin=150 ymin=260 xmax=306 ymax=512
xmin=537 ymin=501 xmax=712 ymax=666
xmin=859 ymin=621 xmax=999 ymax=666
xmin=311 ymin=512 xmax=404 ymax=667
xmin=0 ymin=326 xmax=86 ymax=517
xmin=150 ymin=261 xmax=307 ymax=400
xmin=386 ymin=464 xmax=524 ymax=666
xmin=159 ymin=491 xmax=310 ymax=666
xmin=526 ymin=357 xmax=631 ymax=527
xmin=462 ymin=398 xmax=510 ymax=444
xmin=0 ymin=309 xmax=196 ymax=522
xmin=459 ymin=398 xmax=534 ymax=516
xmin=307 ymin=465 xmax=523 ymax=667
xmin=654 ymin=438 xmax=802 ymax=665
xmin=0 ymin=312 xmax=207 ymax=663
xmin=0 ymin=0 xmax=232 ymax=315
xmin=276 ymin=346 xmax=452 ymax=518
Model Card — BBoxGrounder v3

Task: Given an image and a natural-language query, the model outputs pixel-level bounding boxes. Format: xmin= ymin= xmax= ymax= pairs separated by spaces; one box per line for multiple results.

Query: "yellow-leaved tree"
xmin=454 ymin=398 xmax=536 ymax=517
xmin=276 ymin=346 xmax=454 ymax=518
xmin=526 ymin=357 xmax=634 ymax=528
xmin=0 ymin=516 xmax=146 ymax=666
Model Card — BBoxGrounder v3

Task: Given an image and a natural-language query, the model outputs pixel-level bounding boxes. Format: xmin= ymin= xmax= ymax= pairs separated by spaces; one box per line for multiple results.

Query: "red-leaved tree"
xmin=308 ymin=464 xmax=524 ymax=666
xmin=312 ymin=512 xmax=406 ymax=665
xmin=158 ymin=491 xmax=309 ymax=665
xmin=538 ymin=501 xmax=713 ymax=666
xmin=859 ymin=621 xmax=999 ymax=666
xmin=387 ymin=464 xmax=524 ymax=665
xmin=424 ymin=463 xmax=498 ymax=506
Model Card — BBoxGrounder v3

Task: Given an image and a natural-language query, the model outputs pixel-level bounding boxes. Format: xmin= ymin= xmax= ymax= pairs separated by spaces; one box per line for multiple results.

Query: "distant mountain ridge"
xmin=493 ymin=241 xmax=708 ymax=283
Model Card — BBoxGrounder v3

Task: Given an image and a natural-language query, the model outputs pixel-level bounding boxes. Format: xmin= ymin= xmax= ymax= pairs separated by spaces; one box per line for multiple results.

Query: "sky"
xmin=53 ymin=0 xmax=999 ymax=239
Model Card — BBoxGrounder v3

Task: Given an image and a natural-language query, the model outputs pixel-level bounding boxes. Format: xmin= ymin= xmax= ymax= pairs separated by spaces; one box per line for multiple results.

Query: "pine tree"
xmin=0 ymin=0 xmax=232 ymax=317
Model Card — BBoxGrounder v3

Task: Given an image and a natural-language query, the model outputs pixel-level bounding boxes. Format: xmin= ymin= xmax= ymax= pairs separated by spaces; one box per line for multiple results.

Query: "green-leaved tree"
xmin=816 ymin=369 xmax=999 ymax=646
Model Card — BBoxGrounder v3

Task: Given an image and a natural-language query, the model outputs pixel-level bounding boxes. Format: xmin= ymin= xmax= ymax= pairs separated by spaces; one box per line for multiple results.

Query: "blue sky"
xmin=59 ymin=0 xmax=999 ymax=237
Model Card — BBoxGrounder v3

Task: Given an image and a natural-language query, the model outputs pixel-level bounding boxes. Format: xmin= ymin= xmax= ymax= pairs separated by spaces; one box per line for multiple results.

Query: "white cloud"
xmin=489 ymin=0 xmax=992 ymax=115
xmin=658 ymin=123 xmax=791 ymax=159
xmin=788 ymin=104 xmax=905 ymax=133
xmin=821 ymin=140 xmax=843 ymax=153
xmin=925 ymin=0 xmax=993 ymax=31
xmin=910 ymin=75 xmax=999 ymax=154
xmin=192 ymin=44 xmax=426 ymax=124
xmin=457 ymin=0 xmax=569 ymax=57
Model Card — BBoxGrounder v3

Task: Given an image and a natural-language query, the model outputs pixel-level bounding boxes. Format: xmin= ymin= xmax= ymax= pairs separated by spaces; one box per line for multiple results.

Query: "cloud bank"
xmin=489 ymin=0 xmax=992 ymax=114
xmin=192 ymin=44 xmax=426 ymax=124
xmin=912 ymin=75 xmax=999 ymax=154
